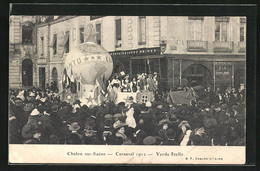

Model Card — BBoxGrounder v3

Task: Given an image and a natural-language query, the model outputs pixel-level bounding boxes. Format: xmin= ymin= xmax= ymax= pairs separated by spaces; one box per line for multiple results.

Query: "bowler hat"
xmin=178 ymin=120 xmax=191 ymax=129
xmin=167 ymin=128 xmax=176 ymax=139
xmin=143 ymin=136 xmax=156 ymax=145
xmin=30 ymin=128 xmax=41 ymax=134
xmin=22 ymin=124 xmax=33 ymax=138
xmin=104 ymin=119 xmax=114 ymax=126
xmin=69 ymin=122 xmax=81 ymax=131
xmin=113 ymin=120 xmax=126 ymax=130
xmin=104 ymin=114 xmax=113 ymax=119
xmin=24 ymin=103 xmax=34 ymax=112
xmin=158 ymin=119 xmax=172 ymax=126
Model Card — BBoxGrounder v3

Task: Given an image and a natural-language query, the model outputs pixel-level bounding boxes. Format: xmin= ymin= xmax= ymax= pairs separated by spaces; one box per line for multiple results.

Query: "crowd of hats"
xmin=9 ymin=86 xmax=245 ymax=146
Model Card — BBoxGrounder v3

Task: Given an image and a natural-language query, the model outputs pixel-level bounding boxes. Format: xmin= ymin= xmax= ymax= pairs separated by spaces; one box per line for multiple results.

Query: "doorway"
xmin=22 ymin=59 xmax=33 ymax=87
xmin=52 ymin=67 xmax=58 ymax=84
xmin=183 ymin=64 xmax=212 ymax=87
xmin=39 ymin=67 xmax=46 ymax=89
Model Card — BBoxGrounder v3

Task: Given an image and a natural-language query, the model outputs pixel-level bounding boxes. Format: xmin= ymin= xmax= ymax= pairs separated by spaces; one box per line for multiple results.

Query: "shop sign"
xmin=109 ymin=47 xmax=160 ymax=57
xmin=215 ymin=62 xmax=232 ymax=84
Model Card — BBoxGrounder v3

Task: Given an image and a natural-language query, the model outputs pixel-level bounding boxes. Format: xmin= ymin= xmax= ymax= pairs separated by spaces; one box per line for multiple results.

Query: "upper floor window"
xmin=96 ymin=24 xmax=101 ymax=45
xmin=79 ymin=27 xmax=84 ymax=44
xmin=115 ymin=19 xmax=122 ymax=48
xmin=138 ymin=16 xmax=146 ymax=45
xmin=64 ymin=31 xmax=70 ymax=53
xmin=40 ymin=36 xmax=44 ymax=56
xmin=22 ymin=25 xmax=33 ymax=44
xmin=51 ymin=34 xmax=57 ymax=55
xmin=188 ymin=17 xmax=203 ymax=40
xmin=215 ymin=17 xmax=229 ymax=42
xmin=240 ymin=17 xmax=246 ymax=42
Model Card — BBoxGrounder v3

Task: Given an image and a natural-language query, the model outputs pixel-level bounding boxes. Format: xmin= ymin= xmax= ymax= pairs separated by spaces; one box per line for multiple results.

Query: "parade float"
xmin=62 ymin=24 xmax=154 ymax=106
xmin=62 ymin=24 xmax=113 ymax=106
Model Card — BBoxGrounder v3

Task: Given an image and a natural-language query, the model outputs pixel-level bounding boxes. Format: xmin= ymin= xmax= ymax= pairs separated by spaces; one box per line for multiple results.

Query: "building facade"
xmin=9 ymin=15 xmax=246 ymax=92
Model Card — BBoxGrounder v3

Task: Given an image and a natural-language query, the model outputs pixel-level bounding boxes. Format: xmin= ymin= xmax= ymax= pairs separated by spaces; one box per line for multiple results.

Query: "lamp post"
xmin=160 ymin=40 xmax=167 ymax=55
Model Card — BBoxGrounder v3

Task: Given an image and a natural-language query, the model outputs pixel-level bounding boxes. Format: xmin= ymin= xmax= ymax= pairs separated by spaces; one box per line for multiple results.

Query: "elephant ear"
xmin=84 ymin=24 xmax=98 ymax=43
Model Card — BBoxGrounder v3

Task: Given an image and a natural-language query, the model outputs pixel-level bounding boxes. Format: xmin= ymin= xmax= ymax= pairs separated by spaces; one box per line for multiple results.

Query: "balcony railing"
xmin=187 ymin=40 xmax=208 ymax=52
xmin=238 ymin=41 xmax=246 ymax=53
xmin=213 ymin=41 xmax=234 ymax=52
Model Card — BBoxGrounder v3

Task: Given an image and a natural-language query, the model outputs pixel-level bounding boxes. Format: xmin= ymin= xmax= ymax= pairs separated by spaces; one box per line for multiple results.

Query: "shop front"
xmin=167 ymin=54 xmax=246 ymax=91
xmin=110 ymin=47 xmax=168 ymax=90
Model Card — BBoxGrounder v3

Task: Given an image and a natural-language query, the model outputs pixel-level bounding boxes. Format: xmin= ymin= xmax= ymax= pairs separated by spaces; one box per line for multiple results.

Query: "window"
xmin=51 ymin=34 xmax=57 ymax=55
xmin=115 ymin=19 xmax=122 ymax=48
xmin=141 ymin=95 xmax=148 ymax=103
xmin=138 ymin=16 xmax=146 ymax=45
xmin=41 ymin=36 xmax=44 ymax=56
xmin=22 ymin=25 xmax=33 ymax=43
xmin=65 ymin=31 xmax=70 ymax=53
xmin=240 ymin=18 xmax=246 ymax=42
xmin=240 ymin=26 xmax=245 ymax=42
xmin=215 ymin=17 xmax=229 ymax=41
xmin=96 ymin=24 xmax=101 ymax=45
xmin=79 ymin=27 xmax=84 ymax=43
xmin=188 ymin=19 xmax=203 ymax=40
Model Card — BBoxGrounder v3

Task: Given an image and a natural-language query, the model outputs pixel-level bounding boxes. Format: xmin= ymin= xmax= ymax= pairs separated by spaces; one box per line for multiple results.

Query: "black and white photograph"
xmin=8 ymin=4 xmax=253 ymax=164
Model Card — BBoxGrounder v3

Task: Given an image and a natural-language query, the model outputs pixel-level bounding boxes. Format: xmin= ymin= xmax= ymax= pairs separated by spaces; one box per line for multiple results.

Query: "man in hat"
xmin=218 ymin=104 xmax=230 ymax=124
xmin=67 ymin=122 xmax=83 ymax=143
xmin=113 ymin=113 xmax=123 ymax=122
xmin=82 ymin=128 xmax=100 ymax=145
xmin=98 ymin=114 xmax=113 ymax=136
xmin=23 ymin=128 xmax=42 ymax=144
xmin=162 ymin=128 xmax=178 ymax=145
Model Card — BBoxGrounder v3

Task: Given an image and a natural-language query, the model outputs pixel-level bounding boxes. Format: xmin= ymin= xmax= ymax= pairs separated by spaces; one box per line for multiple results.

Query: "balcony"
xmin=238 ymin=42 xmax=246 ymax=53
xmin=21 ymin=44 xmax=35 ymax=56
xmin=213 ymin=41 xmax=234 ymax=52
xmin=187 ymin=40 xmax=208 ymax=52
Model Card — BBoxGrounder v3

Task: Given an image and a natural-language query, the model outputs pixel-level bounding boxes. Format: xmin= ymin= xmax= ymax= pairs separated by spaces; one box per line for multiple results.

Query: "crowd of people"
xmin=9 ymin=78 xmax=246 ymax=145
xmin=108 ymin=71 xmax=158 ymax=93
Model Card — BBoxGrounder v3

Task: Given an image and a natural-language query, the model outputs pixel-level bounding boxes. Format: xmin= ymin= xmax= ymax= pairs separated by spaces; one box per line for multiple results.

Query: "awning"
xmin=168 ymin=90 xmax=196 ymax=105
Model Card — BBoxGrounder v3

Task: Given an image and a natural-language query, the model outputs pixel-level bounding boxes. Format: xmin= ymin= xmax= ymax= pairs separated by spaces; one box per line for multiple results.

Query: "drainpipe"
xmin=47 ymin=23 xmax=50 ymax=86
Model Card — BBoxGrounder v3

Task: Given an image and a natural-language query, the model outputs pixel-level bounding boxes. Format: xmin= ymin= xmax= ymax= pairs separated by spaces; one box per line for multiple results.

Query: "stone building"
xmin=9 ymin=15 xmax=246 ymax=92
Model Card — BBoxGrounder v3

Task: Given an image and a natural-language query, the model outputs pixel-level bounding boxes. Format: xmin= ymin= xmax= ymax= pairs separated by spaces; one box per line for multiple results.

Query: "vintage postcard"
xmin=9 ymin=13 xmax=246 ymax=164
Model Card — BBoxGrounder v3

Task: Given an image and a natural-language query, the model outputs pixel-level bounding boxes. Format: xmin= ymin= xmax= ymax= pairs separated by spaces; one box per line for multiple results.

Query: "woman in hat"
xmin=113 ymin=120 xmax=130 ymax=145
xmin=177 ymin=120 xmax=192 ymax=145
xmin=27 ymin=108 xmax=41 ymax=130
xmin=111 ymin=75 xmax=121 ymax=93
xmin=157 ymin=119 xmax=172 ymax=142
